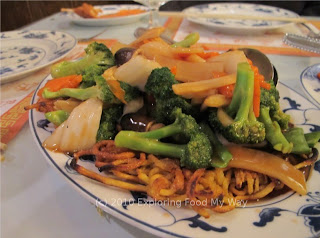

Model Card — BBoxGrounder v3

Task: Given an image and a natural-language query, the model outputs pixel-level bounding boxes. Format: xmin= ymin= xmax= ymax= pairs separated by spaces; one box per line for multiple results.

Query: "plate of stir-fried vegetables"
xmin=27 ymin=28 xmax=320 ymax=238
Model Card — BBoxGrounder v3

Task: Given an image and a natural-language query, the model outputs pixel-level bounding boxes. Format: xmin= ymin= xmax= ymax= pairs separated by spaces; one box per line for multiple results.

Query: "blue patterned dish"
xmin=0 ymin=30 xmax=76 ymax=84
xmin=30 ymin=75 xmax=320 ymax=238
xmin=68 ymin=4 xmax=148 ymax=26
xmin=300 ymin=64 xmax=320 ymax=108
xmin=183 ymin=3 xmax=299 ymax=34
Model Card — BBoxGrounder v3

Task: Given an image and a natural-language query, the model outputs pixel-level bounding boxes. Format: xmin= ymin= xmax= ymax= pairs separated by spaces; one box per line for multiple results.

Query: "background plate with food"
xmin=183 ymin=3 xmax=300 ymax=34
xmin=67 ymin=4 xmax=148 ymax=26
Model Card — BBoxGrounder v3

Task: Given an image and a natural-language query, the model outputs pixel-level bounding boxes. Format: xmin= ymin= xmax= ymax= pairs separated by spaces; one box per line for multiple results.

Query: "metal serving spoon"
xmin=134 ymin=28 xmax=278 ymax=85
xmin=238 ymin=48 xmax=278 ymax=85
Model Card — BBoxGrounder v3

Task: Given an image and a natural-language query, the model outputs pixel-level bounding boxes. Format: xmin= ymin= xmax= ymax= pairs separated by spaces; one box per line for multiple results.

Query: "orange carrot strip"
xmin=217 ymin=84 xmax=235 ymax=99
xmin=106 ymin=80 xmax=127 ymax=104
xmin=253 ymin=78 xmax=261 ymax=117
xmin=197 ymin=51 xmax=220 ymax=60
xmin=170 ymin=66 xmax=177 ymax=75
xmin=248 ymin=59 xmax=271 ymax=91
xmin=37 ymin=75 xmax=82 ymax=97
xmin=260 ymin=81 xmax=271 ymax=90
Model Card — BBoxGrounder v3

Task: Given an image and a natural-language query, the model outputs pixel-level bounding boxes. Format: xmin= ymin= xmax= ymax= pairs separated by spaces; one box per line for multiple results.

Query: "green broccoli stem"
xmin=51 ymin=42 xmax=115 ymax=78
xmin=132 ymin=123 xmax=183 ymax=140
xmin=42 ymin=87 xmax=100 ymax=101
xmin=226 ymin=62 xmax=254 ymax=121
xmin=259 ymin=106 xmax=293 ymax=153
xmin=51 ymin=54 xmax=102 ymax=78
xmin=171 ymin=32 xmax=200 ymax=48
xmin=115 ymin=108 xmax=212 ymax=169
xmin=199 ymin=122 xmax=233 ymax=168
xmin=115 ymin=130 xmax=185 ymax=158
xmin=45 ymin=110 xmax=69 ymax=126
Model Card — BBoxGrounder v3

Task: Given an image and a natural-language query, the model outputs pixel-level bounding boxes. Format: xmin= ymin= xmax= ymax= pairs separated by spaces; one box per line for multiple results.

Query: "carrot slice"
xmin=170 ymin=66 xmax=177 ymax=75
xmin=197 ymin=51 xmax=220 ymax=60
xmin=260 ymin=80 xmax=271 ymax=90
xmin=253 ymin=77 xmax=261 ymax=117
xmin=37 ymin=75 xmax=82 ymax=97
xmin=217 ymin=84 xmax=235 ymax=99
xmin=106 ymin=80 xmax=127 ymax=104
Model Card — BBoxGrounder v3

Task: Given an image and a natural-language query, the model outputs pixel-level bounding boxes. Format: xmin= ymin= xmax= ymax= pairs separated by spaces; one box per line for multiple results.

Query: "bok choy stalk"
xmin=43 ymin=98 xmax=103 ymax=152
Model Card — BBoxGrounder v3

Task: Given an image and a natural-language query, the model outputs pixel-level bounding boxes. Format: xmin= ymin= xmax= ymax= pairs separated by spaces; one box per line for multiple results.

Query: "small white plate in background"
xmin=0 ymin=30 xmax=76 ymax=84
xmin=300 ymin=63 xmax=320 ymax=108
xmin=184 ymin=3 xmax=300 ymax=34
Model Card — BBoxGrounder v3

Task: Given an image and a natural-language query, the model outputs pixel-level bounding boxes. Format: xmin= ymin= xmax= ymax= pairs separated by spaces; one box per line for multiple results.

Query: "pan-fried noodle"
xmin=71 ymin=140 xmax=303 ymax=218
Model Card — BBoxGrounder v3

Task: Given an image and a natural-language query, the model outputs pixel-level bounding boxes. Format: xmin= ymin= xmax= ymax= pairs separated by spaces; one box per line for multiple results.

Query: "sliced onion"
xmin=227 ymin=146 xmax=307 ymax=195
xmin=53 ymin=98 xmax=82 ymax=113
xmin=114 ymin=55 xmax=161 ymax=91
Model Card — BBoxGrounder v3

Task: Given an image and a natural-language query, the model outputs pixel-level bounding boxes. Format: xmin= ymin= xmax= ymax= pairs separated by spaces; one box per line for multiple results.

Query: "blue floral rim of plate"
xmin=300 ymin=64 xmax=320 ymax=108
xmin=0 ymin=30 xmax=76 ymax=83
xmin=30 ymin=74 xmax=320 ymax=238
xmin=184 ymin=3 xmax=299 ymax=31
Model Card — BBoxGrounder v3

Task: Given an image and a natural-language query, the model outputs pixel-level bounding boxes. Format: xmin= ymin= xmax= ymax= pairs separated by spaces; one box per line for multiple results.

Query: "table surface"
xmin=1 ymin=11 xmax=320 ymax=238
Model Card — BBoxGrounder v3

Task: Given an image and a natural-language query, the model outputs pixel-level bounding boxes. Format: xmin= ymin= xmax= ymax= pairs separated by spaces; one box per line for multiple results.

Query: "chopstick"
xmin=159 ymin=11 xmax=308 ymax=23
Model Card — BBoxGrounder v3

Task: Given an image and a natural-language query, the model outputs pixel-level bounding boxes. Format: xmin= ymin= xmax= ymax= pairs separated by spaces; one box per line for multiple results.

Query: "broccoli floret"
xmin=97 ymin=105 xmax=123 ymax=141
xmin=115 ymin=108 xmax=212 ymax=169
xmin=145 ymin=67 xmax=198 ymax=123
xmin=260 ymin=80 xmax=290 ymax=129
xmin=51 ymin=42 xmax=115 ymax=78
xmin=171 ymin=32 xmax=200 ymax=48
xmin=199 ymin=122 xmax=233 ymax=168
xmin=80 ymin=64 xmax=106 ymax=88
xmin=119 ymin=81 xmax=141 ymax=103
xmin=80 ymin=65 xmax=141 ymax=102
xmin=259 ymin=106 xmax=293 ymax=153
xmin=208 ymin=62 xmax=265 ymax=144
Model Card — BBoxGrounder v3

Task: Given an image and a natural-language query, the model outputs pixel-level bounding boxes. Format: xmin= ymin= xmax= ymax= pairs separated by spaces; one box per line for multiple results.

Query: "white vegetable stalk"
xmin=43 ymin=98 xmax=103 ymax=153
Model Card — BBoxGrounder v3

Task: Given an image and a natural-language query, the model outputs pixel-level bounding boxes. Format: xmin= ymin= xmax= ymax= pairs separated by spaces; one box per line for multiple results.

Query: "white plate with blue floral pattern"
xmin=29 ymin=74 xmax=320 ymax=238
xmin=184 ymin=3 xmax=300 ymax=34
xmin=68 ymin=4 xmax=148 ymax=27
xmin=0 ymin=30 xmax=76 ymax=84
xmin=300 ymin=64 xmax=320 ymax=108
